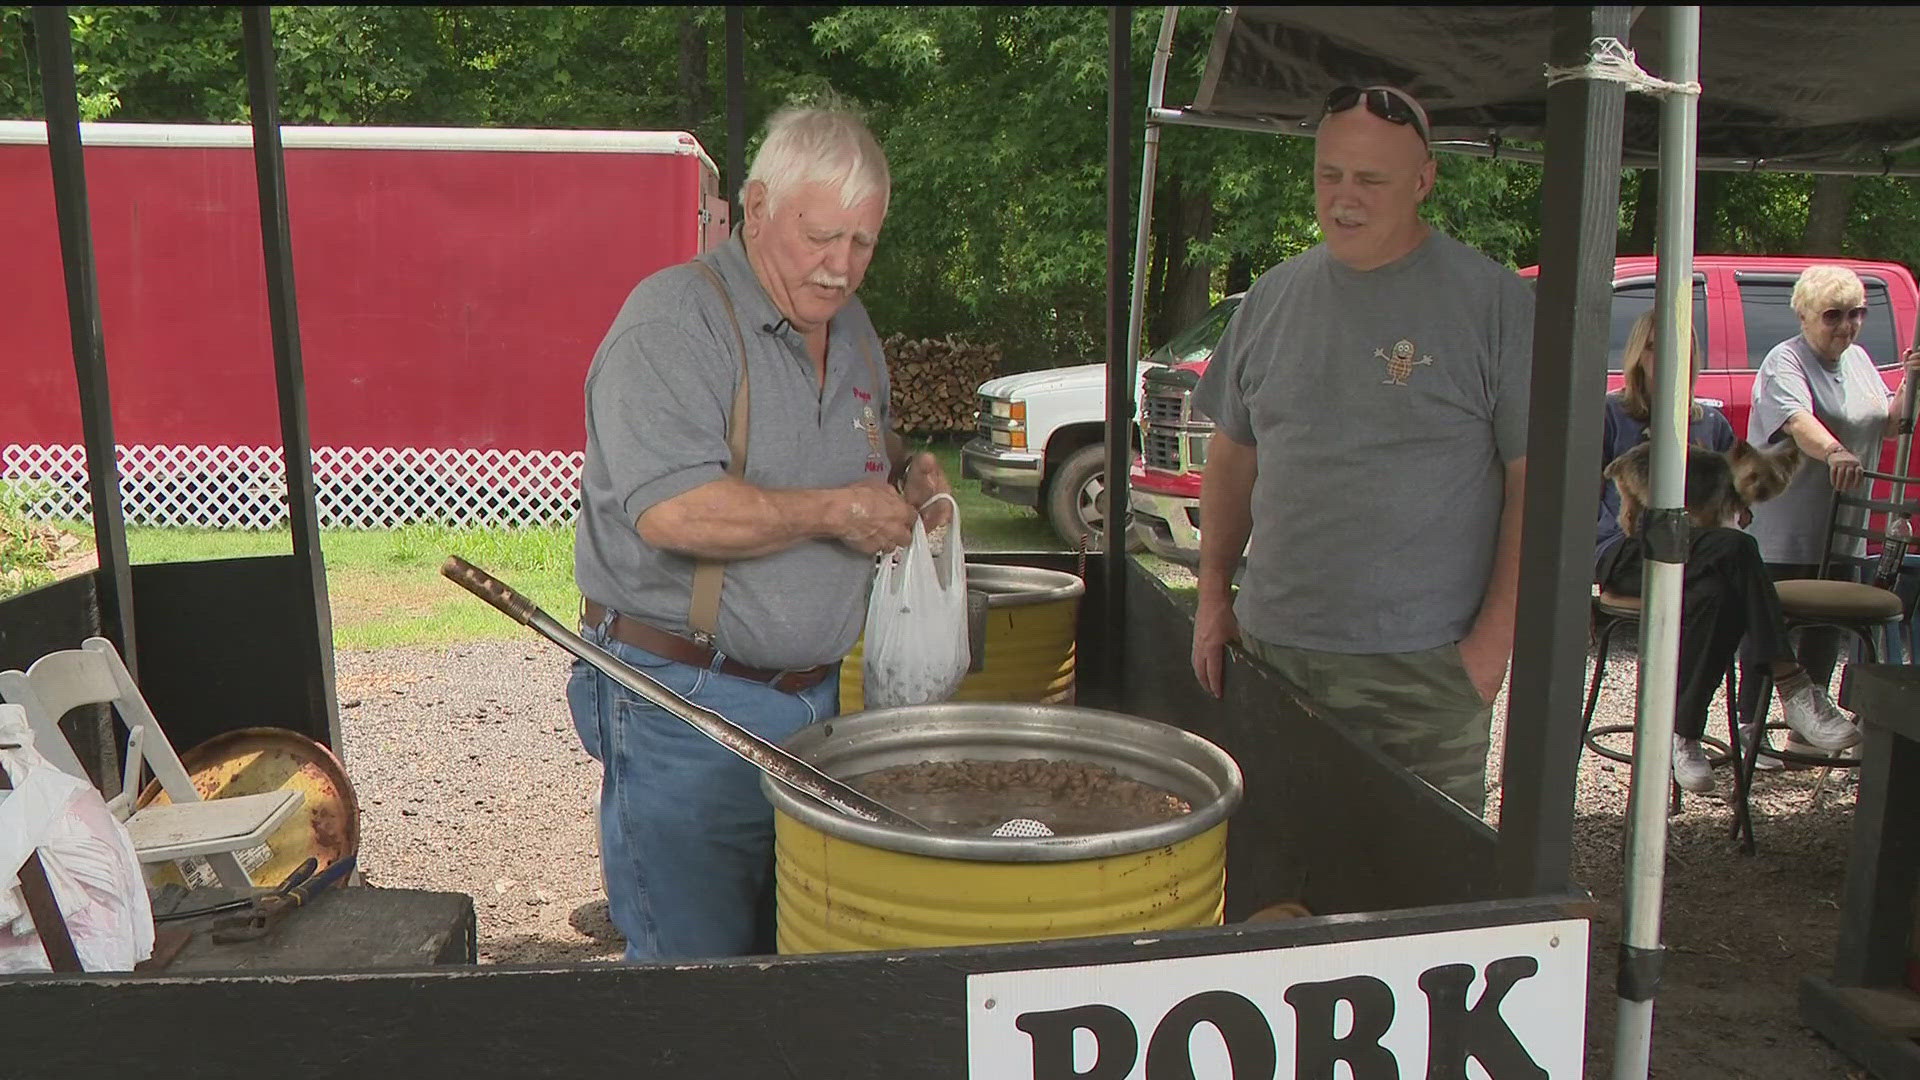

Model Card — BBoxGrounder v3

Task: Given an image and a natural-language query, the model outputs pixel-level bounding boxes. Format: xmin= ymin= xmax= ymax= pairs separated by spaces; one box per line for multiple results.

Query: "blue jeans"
xmin=565 ymin=613 xmax=839 ymax=961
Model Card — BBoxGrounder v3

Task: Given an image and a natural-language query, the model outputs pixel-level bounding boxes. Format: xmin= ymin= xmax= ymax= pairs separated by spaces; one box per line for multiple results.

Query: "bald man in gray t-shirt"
xmin=1190 ymin=86 xmax=1533 ymax=815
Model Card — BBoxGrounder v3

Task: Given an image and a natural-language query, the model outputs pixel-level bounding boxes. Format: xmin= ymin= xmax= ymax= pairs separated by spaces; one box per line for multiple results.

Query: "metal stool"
xmin=1730 ymin=604 xmax=1891 ymax=853
xmin=1580 ymin=590 xmax=1740 ymax=817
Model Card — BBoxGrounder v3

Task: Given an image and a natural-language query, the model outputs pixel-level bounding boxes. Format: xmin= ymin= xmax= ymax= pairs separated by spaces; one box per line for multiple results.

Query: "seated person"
xmin=1595 ymin=309 xmax=1858 ymax=792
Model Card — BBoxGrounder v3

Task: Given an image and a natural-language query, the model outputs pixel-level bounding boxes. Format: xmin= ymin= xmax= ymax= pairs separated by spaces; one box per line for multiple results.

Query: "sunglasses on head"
xmin=1322 ymin=85 xmax=1431 ymax=145
xmin=1820 ymin=306 xmax=1869 ymax=325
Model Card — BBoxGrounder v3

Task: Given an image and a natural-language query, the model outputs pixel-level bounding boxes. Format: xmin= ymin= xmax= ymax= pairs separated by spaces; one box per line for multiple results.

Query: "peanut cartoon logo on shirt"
xmin=1374 ymin=338 xmax=1435 ymax=386
xmin=851 ymin=396 xmax=887 ymax=472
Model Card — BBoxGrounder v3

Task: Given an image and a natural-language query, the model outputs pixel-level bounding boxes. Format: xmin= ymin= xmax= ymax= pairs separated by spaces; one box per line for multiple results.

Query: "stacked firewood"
xmin=883 ymin=333 xmax=1002 ymax=434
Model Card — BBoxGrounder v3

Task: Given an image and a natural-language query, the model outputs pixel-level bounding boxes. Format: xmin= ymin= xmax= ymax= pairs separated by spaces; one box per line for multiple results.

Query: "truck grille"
xmin=1143 ymin=431 xmax=1184 ymax=472
xmin=1143 ymin=392 xmax=1187 ymax=425
xmin=1139 ymin=383 xmax=1209 ymax=474
xmin=976 ymin=394 xmax=993 ymax=441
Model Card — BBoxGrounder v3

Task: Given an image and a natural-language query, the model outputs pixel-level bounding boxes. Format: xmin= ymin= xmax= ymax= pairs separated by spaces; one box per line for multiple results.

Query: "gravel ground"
xmin=336 ymin=638 xmax=1874 ymax=1077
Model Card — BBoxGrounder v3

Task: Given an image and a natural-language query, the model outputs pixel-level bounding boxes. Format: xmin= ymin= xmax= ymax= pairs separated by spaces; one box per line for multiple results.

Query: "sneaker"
xmin=1784 ymin=732 xmax=1860 ymax=764
xmin=1740 ymin=722 xmax=1785 ymax=772
xmin=1671 ymin=735 xmax=1714 ymax=793
xmin=1779 ymin=681 xmax=1862 ymax=751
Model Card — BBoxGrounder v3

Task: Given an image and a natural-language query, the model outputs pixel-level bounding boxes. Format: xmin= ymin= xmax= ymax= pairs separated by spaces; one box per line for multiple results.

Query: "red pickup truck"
xmin=1129 ymin=255 xmax=1920 ymax=564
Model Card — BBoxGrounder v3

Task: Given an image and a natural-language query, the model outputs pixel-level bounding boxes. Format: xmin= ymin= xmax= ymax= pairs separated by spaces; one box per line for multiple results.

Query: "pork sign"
xmin=967 ymin=919 xmax=1587 ymax=1079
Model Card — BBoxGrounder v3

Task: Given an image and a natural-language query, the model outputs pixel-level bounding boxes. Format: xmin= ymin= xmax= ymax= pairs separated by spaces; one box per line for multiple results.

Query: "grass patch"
xmin=921 ymin=443 xmax=1059 ymax=552
xmin=0 ymin=484 xmax=61 ymax=598
xmin=100 ymin=442 xmax=1061 ymax=649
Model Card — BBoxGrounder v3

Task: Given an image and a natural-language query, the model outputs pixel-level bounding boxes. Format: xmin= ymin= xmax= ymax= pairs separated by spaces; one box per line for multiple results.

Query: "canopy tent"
xmin=1167 ymin=5 xmax=1920 ymax=174
xmin=1107 ymin=6 xmax=1920 ymax=1078
xmin=5 ymin=5 xmax=1911 ymax=1076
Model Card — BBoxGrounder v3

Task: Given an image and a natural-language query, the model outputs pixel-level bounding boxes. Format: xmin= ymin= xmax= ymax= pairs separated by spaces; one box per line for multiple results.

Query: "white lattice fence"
xmin=2 ymin=444 xmax=583 ymax=529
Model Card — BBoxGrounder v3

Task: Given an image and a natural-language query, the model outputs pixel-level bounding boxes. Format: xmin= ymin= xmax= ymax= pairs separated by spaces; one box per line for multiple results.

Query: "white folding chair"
xmin=0 ymin=636 xmax=301 ymax=889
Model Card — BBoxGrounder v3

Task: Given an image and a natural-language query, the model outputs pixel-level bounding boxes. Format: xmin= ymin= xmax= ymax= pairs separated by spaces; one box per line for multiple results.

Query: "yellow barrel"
xmin=764 ymin=702 xmax=1243 ymax=954
xmin=840 ymin=563 xmax=1084 ymax=711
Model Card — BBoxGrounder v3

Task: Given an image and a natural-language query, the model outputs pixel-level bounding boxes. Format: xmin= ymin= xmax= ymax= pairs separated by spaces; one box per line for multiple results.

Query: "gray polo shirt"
xmin=573 ymin=232 xmax=892 ymax=670
xmin=1193 ymin=231 xmax=1533 ymax=654
xmin=1745 ymin=335 xmax=1891 ymax=564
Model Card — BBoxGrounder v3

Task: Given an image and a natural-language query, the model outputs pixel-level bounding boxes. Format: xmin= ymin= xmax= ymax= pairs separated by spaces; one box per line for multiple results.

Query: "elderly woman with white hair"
xmin=1739 ymin=264 xmax=1920 ymax=756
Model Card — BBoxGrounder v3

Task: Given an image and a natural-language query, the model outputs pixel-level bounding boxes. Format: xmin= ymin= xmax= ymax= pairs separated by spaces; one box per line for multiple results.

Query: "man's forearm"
xmin=638 ymin=477 xmax=842 ymax=559
xmin=1469 ymin=458 xmax=1527 ymax=644
xmin=1198 ymin=435 xmax=1257 ymax=601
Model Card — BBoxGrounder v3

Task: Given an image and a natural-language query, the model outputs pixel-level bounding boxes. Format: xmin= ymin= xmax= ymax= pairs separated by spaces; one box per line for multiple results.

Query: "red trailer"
xmin=0 ymin=121 xmax=725 ymax=527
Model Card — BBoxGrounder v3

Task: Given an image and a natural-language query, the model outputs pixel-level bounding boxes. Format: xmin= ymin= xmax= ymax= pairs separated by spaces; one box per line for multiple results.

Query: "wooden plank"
xmin=1849 ymin=664 xmax=1920 ymax=745
xmin=1102 ymin=5 xmax=1134 ymax=681
xmin=159 ymin=887 xmax=475 ymax=974
xmin=1802 ymin=976 xmax=1920 ymax=1080
xmin=4 ymin=894 xmax=1580 ymax=1077
xmin=1499 ymin=3 xmax=1633 ymax=899
xmin=130 ymin=558 xmax=337 ymax=754
xmin=1836 ymin=666 xmax=1920 ymax=987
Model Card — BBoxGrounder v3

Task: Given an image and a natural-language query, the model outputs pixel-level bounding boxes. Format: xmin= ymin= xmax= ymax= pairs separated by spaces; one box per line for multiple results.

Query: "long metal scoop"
xmin=439 ymin=555 xmax=928 ymax=832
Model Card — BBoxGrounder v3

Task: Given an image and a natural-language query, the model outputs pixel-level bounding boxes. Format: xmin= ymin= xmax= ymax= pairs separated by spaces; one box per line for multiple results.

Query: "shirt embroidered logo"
xmin=1375 ymin=338 xmax=1436 ymax=386
xmin=855 ymin=404 xmax=887 ymax=471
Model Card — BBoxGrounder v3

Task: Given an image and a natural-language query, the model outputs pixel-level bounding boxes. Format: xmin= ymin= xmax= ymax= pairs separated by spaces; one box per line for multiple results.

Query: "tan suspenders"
xmin=685 ymin=262 xmax=748 ymax=647
xmin=682 ymin=261 xmax=885 ymax=649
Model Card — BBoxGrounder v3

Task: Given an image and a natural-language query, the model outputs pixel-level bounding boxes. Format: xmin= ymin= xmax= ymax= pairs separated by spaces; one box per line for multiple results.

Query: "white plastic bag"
xmin=0 ymin=704 xmax=154 ymax=974
xmin=863 ymin=493 xmax=970 ymax=709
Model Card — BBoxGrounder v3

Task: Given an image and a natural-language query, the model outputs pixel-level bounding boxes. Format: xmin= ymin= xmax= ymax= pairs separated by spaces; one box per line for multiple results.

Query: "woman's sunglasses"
xmin=1322 ymin=85 xmax=1431 ymax=146
xmin=1820 ymin=306 xmax=1869 ymax=325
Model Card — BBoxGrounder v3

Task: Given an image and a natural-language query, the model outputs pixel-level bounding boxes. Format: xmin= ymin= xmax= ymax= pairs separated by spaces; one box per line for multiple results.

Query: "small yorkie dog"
xmin=1604 ymin=438 xmax=1801 ymax=536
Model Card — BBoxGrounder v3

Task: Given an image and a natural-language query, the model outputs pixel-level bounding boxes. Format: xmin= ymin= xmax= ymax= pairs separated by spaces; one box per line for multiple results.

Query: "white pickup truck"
xmin=960 ymin=294 xmax=1243 ymax=547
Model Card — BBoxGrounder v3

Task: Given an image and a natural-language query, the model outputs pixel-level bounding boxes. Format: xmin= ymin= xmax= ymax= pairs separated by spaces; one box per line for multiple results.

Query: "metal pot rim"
xmin=763 ymin=702 xmax=1242 ymax=862
xmin=963 ymin=563 xmax=1086 ymax=608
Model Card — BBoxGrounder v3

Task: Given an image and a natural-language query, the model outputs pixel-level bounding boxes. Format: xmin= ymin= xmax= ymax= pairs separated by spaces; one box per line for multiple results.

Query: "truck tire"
xmin=1045 ymin=443 xmax=1144 ymax=552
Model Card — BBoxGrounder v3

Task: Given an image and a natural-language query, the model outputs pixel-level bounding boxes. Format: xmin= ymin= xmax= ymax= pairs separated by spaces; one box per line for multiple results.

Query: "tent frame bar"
xmin=1149 ymin=107 xmax=1920 ymax=177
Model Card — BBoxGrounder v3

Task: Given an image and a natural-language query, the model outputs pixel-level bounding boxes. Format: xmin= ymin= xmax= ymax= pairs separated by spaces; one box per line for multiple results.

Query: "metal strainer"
xmin=990 ymin=817 xmax=1056 ymax=838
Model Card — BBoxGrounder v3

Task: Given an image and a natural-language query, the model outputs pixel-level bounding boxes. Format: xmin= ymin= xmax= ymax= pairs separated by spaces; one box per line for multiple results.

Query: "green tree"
xmin=6 ymin=5 xmax=1917 ymax=369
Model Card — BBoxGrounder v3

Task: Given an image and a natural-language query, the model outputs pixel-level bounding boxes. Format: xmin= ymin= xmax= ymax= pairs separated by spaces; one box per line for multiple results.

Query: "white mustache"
xmin=808 ymin=274 xmax=850 ymax=290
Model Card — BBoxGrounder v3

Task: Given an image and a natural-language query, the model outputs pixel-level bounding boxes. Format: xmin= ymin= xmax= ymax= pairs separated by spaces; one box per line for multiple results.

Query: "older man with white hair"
xmin=569 ymin=106 xmax=950 ymax=960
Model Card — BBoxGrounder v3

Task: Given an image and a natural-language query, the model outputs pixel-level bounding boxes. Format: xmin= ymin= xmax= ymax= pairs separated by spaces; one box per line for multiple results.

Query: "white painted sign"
xmin=967 ymin=919 xmax=1588 ymax=1079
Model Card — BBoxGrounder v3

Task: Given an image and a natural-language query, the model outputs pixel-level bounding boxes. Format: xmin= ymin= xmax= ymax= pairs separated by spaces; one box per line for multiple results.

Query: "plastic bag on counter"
xmin=0 ymin=703 xmax=154 ymax=974
xmin=863 ymin=493 xmax=970 ymax=709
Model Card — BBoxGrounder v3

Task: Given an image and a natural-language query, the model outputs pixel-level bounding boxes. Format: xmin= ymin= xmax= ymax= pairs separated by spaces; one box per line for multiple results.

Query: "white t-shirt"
xmin=1745 ymin=335 xmax=1890 ymax=564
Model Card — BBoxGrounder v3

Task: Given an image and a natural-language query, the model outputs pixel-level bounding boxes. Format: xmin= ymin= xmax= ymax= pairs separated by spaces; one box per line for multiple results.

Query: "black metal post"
xmin=1103 ymin=5 xmax=1133 ymax=678
xmin=32 ymin=8 xmax=136 ymax=674
xmin=1498 ymin=5 xmax=1631 ymax=897
xmin=725 ymin=7 xmax=746 ymax=227
xmin=240 ymin=7 xmax=341 ymax=751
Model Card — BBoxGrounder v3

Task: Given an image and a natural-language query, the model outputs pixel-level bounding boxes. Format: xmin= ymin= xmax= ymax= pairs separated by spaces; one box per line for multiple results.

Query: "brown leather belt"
xmin=579 ymin=599 xmax=834 ymax=694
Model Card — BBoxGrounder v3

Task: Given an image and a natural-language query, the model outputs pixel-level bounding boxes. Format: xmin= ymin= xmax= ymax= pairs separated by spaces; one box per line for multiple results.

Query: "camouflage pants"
xmin=1239 ymin=634 xmax=1494 ymax=816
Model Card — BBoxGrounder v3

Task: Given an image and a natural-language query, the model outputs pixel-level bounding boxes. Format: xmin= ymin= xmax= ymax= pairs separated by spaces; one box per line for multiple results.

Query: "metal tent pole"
xmin=240 ymin=6 xmax=341 ymax=751
xmin=1102 ymin=5 xmax=1133 ymax=668
xmin=1612 ymin=7 xmax=1700 ymax=1078
xmin=1125 ymin=8 xmax=1177 ymax=376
